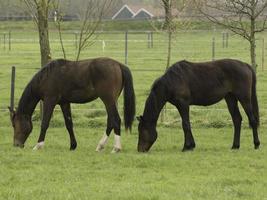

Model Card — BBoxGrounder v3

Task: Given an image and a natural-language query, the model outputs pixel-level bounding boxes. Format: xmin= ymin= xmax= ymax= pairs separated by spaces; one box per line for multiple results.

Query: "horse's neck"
xmin=17 ymin=84 xmax=40 ymax=117
xmin=143 ymin=90 xmax=166 ymax=125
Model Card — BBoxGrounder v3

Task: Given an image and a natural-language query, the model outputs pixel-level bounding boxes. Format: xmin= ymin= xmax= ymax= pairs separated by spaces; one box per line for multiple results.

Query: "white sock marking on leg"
xmin=96 ymin=133 xmax=109 ymax=152
xmin=111 ymin=134 xmax=121 ymax=153
xmin=33 ymin=141 xmax=45 ymax=150
xmin=114 ymin=135 xmax=121 ymax=149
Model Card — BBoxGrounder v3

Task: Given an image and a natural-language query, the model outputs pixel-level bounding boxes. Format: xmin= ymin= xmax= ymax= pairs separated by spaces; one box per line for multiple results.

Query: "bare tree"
xmin=158 ymin=0 xmax=190 ymax=121
xmin=52 ymin=0 xmax=111 ymax=61
xmin=23 ymin=0 xmax=52 ymax=67
xmin=76 ymin=0 xmax=112 ymax=61
xmin=162 ymin=0 xmax=173 ymax=30
xmin=52 ymin=0 xmax=66 ymax=59
xmin=195 ymin=0 xmax=267 ymax=70
xmin=23 ymin=0 xmax=52 ymax=118
xmin=161 ymin=0 xmax=188 ymax=69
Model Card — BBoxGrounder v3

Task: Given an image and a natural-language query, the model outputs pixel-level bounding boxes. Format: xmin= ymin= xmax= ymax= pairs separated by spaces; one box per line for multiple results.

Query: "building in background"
xmin=133 ymin=8 xmax=154 ymax=19
xmin=112 ymin=5 xmax=135 ymax=20
xmin=112 ymin=4 xmax=156 ymax=20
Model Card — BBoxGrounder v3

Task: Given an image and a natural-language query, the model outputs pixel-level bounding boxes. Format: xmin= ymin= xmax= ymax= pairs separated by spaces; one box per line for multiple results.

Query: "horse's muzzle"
xmin=137 ymin=142 xmax=151 ymax=153
xmin=138 ymin=147 xmax=148 ymax=153
xmin=14 ymin=140 xmax=24 ymax=148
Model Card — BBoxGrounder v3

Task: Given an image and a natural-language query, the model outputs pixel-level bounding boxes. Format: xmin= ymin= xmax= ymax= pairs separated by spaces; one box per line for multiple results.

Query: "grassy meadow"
xmin=0 ymin=21 xmax=267 ymax=199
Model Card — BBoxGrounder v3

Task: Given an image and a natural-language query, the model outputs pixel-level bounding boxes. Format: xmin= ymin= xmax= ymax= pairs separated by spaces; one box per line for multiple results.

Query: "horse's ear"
xmin=136 ymin=115 xmax=143 ymax=122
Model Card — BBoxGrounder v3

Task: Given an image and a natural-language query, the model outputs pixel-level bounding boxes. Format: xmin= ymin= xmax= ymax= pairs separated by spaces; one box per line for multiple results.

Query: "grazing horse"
xmin=137 ymin=59 xmax=260 ymax=152
xmin=9 ymin=57 xmax=135 ymax=152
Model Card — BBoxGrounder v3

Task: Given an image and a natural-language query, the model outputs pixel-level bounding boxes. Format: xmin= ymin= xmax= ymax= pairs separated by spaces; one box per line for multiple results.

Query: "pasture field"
xmin=0 ymin=21 xmax=267 ymax=199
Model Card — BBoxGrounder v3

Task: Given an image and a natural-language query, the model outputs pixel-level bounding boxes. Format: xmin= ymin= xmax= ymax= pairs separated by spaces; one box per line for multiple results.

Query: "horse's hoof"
xmin=254 ymin=141 xmax=260 ymax=149
xmin=182 ymin=146 xmax=194 ymax=152
xmin=254 ymin=143 xmax=260 ymax=149
xmin=182 ymin=148 xmax=194 ymax=152
xmin=70 ymin=142 xmax=77 ymax=151
xmin=182 ymin=143 xmax=195 ymax=152
xmin=33 ymin=142 xmax=45 ymax=150
xmin=231 ymin=145 xmax=240 ymax=150
xmin=96 ymin=144 xmax=104 ymax=152
xmin=111 ymin=147 xmax=121 ymax=153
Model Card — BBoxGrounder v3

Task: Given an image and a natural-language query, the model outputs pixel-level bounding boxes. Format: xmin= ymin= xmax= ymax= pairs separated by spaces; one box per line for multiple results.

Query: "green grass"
xmin=0 ymin=21 xmax=267 ymax=199
xmin=0 ymin=127 xmax=266 ymax=200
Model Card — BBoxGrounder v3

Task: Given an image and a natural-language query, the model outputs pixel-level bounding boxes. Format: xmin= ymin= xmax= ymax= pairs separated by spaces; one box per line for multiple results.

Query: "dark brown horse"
xmin=9 ymin=57 xmax=135 ymax=152
xmin=137 ymin=59 xmax=260 ymax=152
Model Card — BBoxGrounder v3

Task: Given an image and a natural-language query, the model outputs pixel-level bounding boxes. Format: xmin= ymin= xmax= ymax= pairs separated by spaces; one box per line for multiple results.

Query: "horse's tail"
xmin=120 ymin=64 xmax=136 ymax=132
xmin=251 ymin=67 xmax=259 ymax=127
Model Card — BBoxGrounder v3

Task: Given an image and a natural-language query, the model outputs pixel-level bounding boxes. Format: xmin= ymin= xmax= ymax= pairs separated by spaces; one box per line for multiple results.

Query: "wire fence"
xmin=1 ymin=30 xmax=267 ymax=125
xmin=1 ymin=30 xmax=267 ymax=69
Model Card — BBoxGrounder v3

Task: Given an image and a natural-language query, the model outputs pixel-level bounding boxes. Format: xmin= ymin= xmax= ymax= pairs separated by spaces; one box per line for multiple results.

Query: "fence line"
xmin=4 ymin=29 xmax=266 ymax=69
xmin=2 ymin=29 xmax=267 ymax=124
xmin=10 ymin=66 xmax=15 ymax=111
xmin=7 ymin=65 xmax=267 ymax=102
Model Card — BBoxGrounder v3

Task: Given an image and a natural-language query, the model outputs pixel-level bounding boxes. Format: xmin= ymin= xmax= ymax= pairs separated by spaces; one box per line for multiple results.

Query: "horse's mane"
xmin=143 ymin=78 xmax=166 ymax=123
xmin=17 ymin=82 xmax=34 ymax=114
xmin=43 ymin=58 xmax=67 ymax=69
xmin=166 ymin=60 xmax=190 ymax=75
xmin=143 ymin=60 xmax=191 ymax=121
xmin=36 ymin=59 xmax=67 ymax=81
xmin=17 ymin=59 xmax=67 ymax=115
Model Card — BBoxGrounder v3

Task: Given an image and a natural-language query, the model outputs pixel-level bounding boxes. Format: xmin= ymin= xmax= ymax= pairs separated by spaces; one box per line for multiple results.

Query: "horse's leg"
xmin=96 ymin=99 xmax=113 ymax=152
xmin=96 ymin=101 xmax=121 ymax=152
xmin=110 ymin=105 xmax=121 ymax=153
xmin=60 ymin=103 xmax=77 ymax=150
xmin=33 ymin=99 xmax=56 ymax=150
xmin=96 ymin=132 xmax=109 ymax=152
xmin=176 ymin=104 xmax=195 ymax=151
xmin=95 ymin=103 xmax=112 ymax=152
xmin=225 ymin=94 xmax=242 ymax=149
xmin=239 ymin=99 xmax=260 ymax=149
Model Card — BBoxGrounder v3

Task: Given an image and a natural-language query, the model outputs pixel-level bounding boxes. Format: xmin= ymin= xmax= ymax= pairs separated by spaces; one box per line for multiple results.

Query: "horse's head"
xmin=137 ymin=116 xmax=157 ymax=152
xmin=8 ymin=107 xmax=33 ymax=148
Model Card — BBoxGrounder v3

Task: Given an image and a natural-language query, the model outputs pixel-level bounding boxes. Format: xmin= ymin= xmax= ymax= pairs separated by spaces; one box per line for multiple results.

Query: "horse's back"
xmin=61 ymin=57 xmax=121 ymax=77
xmin=162 ymin=59 xmax=254 ymax=106
xmin=35 ymin=58 xmax=124 ymax=103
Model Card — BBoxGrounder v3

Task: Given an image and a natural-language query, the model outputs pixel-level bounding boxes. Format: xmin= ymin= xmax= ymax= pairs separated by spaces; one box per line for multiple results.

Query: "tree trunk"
xmin=250 ymin=38 xmax=257 ymax=71
xmin=161 ymin=30 xmax=172 ymax=122
xmin=163 ymin=0 xmax=171 ymax=30
xmin=36 ymin=0 xmax=51 ymax=120
xmin=161 ymin=0 xmax=173 ymax=122
xmin=37 ymin=0 xmax=51 ymax=67
xmin=166 ymin=30 xmax=172 ymax=69
xmin=250 ymin=0 xmax=257 ymax=71
xmin=250 ymin=15 xmax=257 ymax=70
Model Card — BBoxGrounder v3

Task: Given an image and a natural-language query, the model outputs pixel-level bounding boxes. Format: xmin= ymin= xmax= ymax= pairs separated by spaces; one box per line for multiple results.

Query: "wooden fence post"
xmin=9 ymin=30 xmax=11 ymax=51
xmin=147 ymin=32 xmax=151 ymax=48
xmin=262 ymin=38 xmax=265 ymax=71
xmin=151 ymin=31 xmax=153 ymax=48
xmin=212 ymin=37 xmax=215 ymax=61
xmin=222 ymin=32 xmax=225 ymax=48
xmin=125 ymin=31 xmax=128 ymax=65
xmin=10 ymin=66 xmax=16 ymax=111
xmin=226 ymin=32 xmax=229 ymax=48
xmin=75 ymin=32 xmax=78 ymax=49
xmin=147 ymin=31 xmax=153 ymax=48
xmin=3 ymin=33 xmax=6 ymax=50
